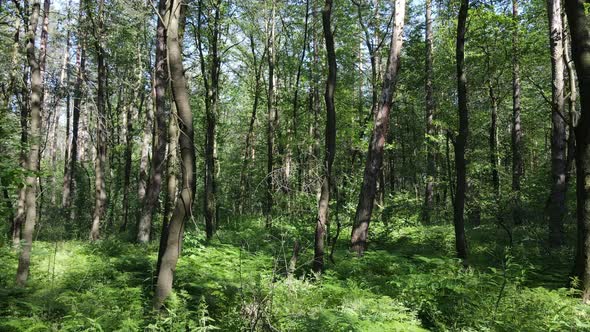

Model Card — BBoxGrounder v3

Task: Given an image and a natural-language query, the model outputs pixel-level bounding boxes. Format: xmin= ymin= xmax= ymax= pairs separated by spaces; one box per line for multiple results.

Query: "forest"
xmin=2 ymin=0 xmax=590 ymax=330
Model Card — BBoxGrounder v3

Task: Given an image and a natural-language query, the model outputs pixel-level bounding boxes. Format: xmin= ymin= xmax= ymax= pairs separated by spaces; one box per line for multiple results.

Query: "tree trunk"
xmin=90 ymin=0 xmax=107 ymax=241
xmin=547 ymin=0 xmax=567 ymax=247
xmin=154 ymin=0 xmax=195 ymax=310
xmin=16 ymin=0 xmax=42 ymax=286
xmin=423 ymin=0 xmax=435 ymax=223
xmin=511 ymin=0 xmax=524 ymax=224
xmin=197 ymin=0 xmax=221 ymax=240
xmin=266 ymin=0 xmax=276 ymax=228
xmin=564 ymin=0 xmax=590 ymax=302
xmin=488 ymin=82 xmax=500 ymax=197
xmin=62 ymin=3 xmax=85 ymax=212
xmin=137 ymin=0 xmax=170 ymax=243
xmin=453 ymin=0 xmax=469 ymax=262
xmin=350 ymin=0 xmax=406 ymax=255
xmin=238 ymin=34 xmax=264 ymax=214
xmin=313 ymin=0 xmax=336 ymax=273
xmin=563 ymin=15 xmax=577 ymax=182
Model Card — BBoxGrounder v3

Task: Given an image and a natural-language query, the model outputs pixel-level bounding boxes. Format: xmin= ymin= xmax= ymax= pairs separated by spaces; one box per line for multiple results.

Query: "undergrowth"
xmin=1 ymin=215 xmax=589 ymax=331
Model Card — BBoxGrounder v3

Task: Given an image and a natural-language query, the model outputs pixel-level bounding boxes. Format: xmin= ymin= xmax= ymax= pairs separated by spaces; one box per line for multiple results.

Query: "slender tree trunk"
xmin=154 ymin=0 xmax=195 ymax=309
xmin=137 ymin=0 xmax=169 ymax=243
xmin=136 ymin=87 xmax=153 ymax=219
xmin=423 ymin=0 xmax=435 ymax=222
xmin=16 ymin=1 xmax=41 ymax=286
xmin=62 ymin=4 xmax=85 ymax=211
xmin=565 ymin=0 xmax=590 ymax=302
xmin=453 ymin=0 xmax=469 ymax=262
xmin=266 ymin=0 xmax=276 ymax=228
xmin=313 ymin=0 xmax=336 ymax=273
xmin=488 ymin=82 xmax=500 ymax=197
xmin=511 ymin=0 xmax=524 ymax=224
xmin=238 ymin=34 xmax=264 ymax=214
xmin=547 ymin=0 xmax=567 ymax=247
xmin=90 ymin=0 xmax=107 ymax=241
xmin=293 ymin=0 xmax=310 ymax=193
xmin=157 ymin=102 xmax=179 ymax=275
xmin=198 ymin=0 xmax=221 ymax=240
xmin=350 ymin=0 xmax=406 ymax=255
xmin=563 ymin=16 xmax=577 ymax=181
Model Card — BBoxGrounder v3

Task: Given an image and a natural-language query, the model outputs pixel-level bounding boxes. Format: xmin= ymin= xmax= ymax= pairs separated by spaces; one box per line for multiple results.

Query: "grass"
xmin=0 ymin=214 xmax=589 ymax=331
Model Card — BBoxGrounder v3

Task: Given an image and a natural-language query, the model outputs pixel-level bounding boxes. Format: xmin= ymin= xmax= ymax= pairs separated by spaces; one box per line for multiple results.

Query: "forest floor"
xmin=1 ymin=216 xmax=590 ymax=331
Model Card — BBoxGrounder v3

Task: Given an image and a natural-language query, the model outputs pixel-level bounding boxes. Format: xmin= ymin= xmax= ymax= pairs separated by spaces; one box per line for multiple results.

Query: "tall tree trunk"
xmin=313 ymin=0 xmax=336 ymax=273
xmin=266 ymin=0 xmax=276 ymax=228
xmin=488 ymin=82 xmax=500 ymax=197
xmin=157 ymin=101 xmax=179 ymax=275
xmin=62 ymin=3 xmax=85 ymax=211
xmin=137 ymin=0 xmax=170 ymax=243
xmin=16 ymin=0 xmax=41 ymax=286
xmin=197 ymin=0 xmax=221 ymax=240
xmin=293 ymin=0 xmax=310 ymax=193
xmin=423 ymin=0 xmax=435 ymax=222
xmin=350 ymin=0 xmax=406 ymax=255
xmin=238 ymin=34 xmax=264 ymax=214
xmin=90 ymin=0 xmax=107 ymax=241
xmin=547 ymin=0 xmax=567 ymax=247
xmin=511 ymin=0 xmax=524 ymax=224
xmin=136 ymin=86 xmax=153 ymax=221
xmin=565 ymin=0 xmax=590 ymax=302
xmin=154 ymin=0 xmax=195 ymax=309
xmin=453 ymin=0 xmax=469 ymax=262
xmin=563 ymin=15 xmax=577 ymax=181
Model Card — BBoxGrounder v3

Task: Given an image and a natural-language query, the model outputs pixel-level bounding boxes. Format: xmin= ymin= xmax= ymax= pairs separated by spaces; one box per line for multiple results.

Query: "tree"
xmin=564 ymin=0 xmax=590 ymax=303
xmin=153 ymin=0 xmax=196 ymax=310
xmin=313 ymin=0 xmax=336 ymax=273
xmin=137 ymin=0 xmax=170 ymax=243
xmin=547 ymin=0 xmax=567 ymax=247
xmin=423 ymin=0 xmax=436 ymax=222
xmin=351 ymin=0 xmax=406 ymax=255
xmin=16 ymin=0 xmax=45 ymax=286
xmin=511 ymin=0 xmax=523 ymax=224
xmin=265 ymin=0 xmax=277 ymax=228
xmin=453 ymin=0 xmax=469 ymax=262
xmin=89 ymin=0 xmax=107 ymax=241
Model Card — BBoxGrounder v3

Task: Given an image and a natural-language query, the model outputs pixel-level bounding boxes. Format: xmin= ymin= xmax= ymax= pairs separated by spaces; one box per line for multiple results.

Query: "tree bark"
xmin=351 ymin=0 xmax=406 ymax=255
xmin=16 ymin=0 xmax=42 ymax=286
xmin=313 ymin=0 xmax=336 ymax=273
xmin=154 ymin=0 xmax=195 ymax=309
xmin=564 ymin=0 xmax=590 ymax=302
xmin=423 ymin=0 xmax=435 ymax=222
xmin=266 ymin=0 xmax=276 ymax=228
xmin=137 ymin=0 xmax=170 ymax=243
xmin=511 ymin=0 xmax=524 ymax=224
xmin=547 ymin=0 xmax=567 ymax=247
xmin=453 ymin=0 xmax=469 ymax=262
xmin=488 ymin=81 xmax=500 ymax=197
xmin=62 ymin=2 xmax=85 ymax=212
xmin=89 ymin=0 xmax=107 ymax=241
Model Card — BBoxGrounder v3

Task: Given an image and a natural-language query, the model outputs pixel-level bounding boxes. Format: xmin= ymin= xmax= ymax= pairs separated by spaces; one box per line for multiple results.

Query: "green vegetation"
xmin=2 ymin=214 xmax=589 ymax=331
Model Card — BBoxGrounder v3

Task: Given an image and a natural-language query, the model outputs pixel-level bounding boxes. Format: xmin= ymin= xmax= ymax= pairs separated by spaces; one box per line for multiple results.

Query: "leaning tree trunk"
xmin=137 ymin=0 xmax=169 ymax=243
xmin=547 ymin=0 xmax=567 ymax=247
xmin=350 ymin=0 xmax=406 ymax=255
xmin=564 ymin=0 xmax=590 ymax=303
xmin=90 ymin=0 xmax=107 ymax=241
xmin=153 ymin=0 xmax=195 ymax=310
xmin=16 ymin=1 xmax=42 ymax=286
xmin=423 ymin=0 xmax=436 ymax=223
xmin=313 ymin=0 xmax=336 ymax=273
xmin=511 ymin=0 xmax=524 ymax=224
xmin=453 ymin=0 xmax=469 ymax=262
